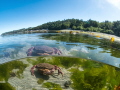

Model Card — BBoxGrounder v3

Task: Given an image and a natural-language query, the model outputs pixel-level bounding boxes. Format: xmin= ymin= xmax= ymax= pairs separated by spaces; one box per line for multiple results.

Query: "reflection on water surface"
xmin=0 ymin=33 xmax=120 ymax=68
xmin=41 ymin=33 xmax=120 ymax=67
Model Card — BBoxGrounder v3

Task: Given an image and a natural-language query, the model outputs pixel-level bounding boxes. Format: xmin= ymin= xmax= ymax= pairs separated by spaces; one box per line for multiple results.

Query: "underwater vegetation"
xmin=37 ymin=78 xmax=44 ymax=84
xmin=27 ymin=56 xmax=120 ymax=90
xmin=70 ymin=65 xmax=120 ymax=90
xmin=0 ymin=60 xmax=28 ymax=90
xmin=32 ymin=88 xmax=37 ymax=90
xmin=0 ymin=56 xmax=120 ymax=90
xmin=0 ymin=83 xmax=15 ymax=90
xmin=27 ymin=56 xmax=84 ymax=69
xmin=42 ymin=82 xmax=62 ymax=90
xmin=0 ymin=60 xmax=28 ymax=81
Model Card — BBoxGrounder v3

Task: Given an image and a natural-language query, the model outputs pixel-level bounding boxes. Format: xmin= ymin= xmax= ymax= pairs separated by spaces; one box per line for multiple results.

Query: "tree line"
xmin=1 ymin=19 xmax=120 ymax=36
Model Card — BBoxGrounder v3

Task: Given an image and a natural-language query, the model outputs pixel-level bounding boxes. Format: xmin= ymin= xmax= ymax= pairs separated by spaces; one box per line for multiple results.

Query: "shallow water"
xmin=0 ymin=33 xmax=120 ymax=67
xmin=1 ymin=56 xmax=120 ymax=90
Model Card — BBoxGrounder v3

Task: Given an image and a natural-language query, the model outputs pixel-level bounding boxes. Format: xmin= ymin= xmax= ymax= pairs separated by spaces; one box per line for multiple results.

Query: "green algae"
xmin=37 ymin=78 xmax=44 ymax=84
xmin=1 ymin=56 xmax=120 ymax=90
xmin=0 ymin=83 xmax=15 ymax=90
xmin=42 ymin=82 xmax=62 ymax=90
xmin=27 ymin=56 xmax=120 ymax=90
xmin=70 ymin=63 xmax=120 ymax=90
xmin=0 ymin=60 xmax=28 ymax=81
xmin=32 ymin=88 xmax=37 ymax=90
xmin=27 ymin=56 xmax=84 ymax=69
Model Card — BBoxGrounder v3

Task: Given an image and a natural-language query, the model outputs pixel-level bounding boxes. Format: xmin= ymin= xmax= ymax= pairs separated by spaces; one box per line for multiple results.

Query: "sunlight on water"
xmin=0 ymin=33 xmax=120 ymax=68
xmin=69 ymin=46 xmax=89 ymax=53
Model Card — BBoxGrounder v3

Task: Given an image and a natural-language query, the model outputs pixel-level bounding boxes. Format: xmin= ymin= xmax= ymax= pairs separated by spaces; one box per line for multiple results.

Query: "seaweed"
xmin=0 ymin=83 xmax=15 ymax=90
xmin=0 ymin=60 xmax=28 ymax=81
xmin=32 ymin=88 xmax=37 ymax=90
xmin=70 ymin=63 xmax=120 ymax=90
xmin=1 ymin=56 xmax=120 ymax=90
xmin=42 ymin=82 xmax=62 ymax=90
xmin=27 ymin=56 xmax=83 ymax=69
xmin=37 ymin=78 xmax=44 ymax=84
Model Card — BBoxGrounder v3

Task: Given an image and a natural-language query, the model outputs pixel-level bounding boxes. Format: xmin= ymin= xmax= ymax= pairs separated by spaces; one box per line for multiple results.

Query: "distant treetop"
xmin=1 ymin=19 xmax=120 ymax=36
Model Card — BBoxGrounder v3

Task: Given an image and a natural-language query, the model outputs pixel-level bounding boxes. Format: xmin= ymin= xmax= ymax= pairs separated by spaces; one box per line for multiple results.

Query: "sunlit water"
xmin=0 ymin=33 xmax=120 ymax=68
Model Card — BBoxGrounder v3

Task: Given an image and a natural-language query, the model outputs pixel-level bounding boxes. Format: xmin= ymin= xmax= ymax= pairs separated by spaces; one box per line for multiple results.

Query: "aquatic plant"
xmin=82 ymin=60 xmax=103 ymax=68
xmin=27 ymin=56 xmax=83 ymax=69
xmin=32 ymin=88 xmax=37 ymax=90
xmin=42 ymin=82 xmax=62 ymax=90
xmin=70 ymin=62 xmax=120 ymax=90
xmin=51 ymin=57 xmax=82 ymax=68
xmin=37 ymin=78 xmax=44 ymax=84
xmin=2 ymin=56 xmax=120 ymax=90
xmin=27 ymin=56 xmax=120 ymax=90
xmin=0 ymin=83 xmax=15 ymax=90
xmin=27 ymin=57 xmax=49 ymax=65
xmin=0 ymin=60 xmax=28 ymax=81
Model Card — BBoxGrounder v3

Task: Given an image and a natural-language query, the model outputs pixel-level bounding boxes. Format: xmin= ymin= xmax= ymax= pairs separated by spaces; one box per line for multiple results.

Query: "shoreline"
xmin=58 ymin=29 xmax=120 ymax=43
xmin=1 ymin=29 xmax=120 ymax=43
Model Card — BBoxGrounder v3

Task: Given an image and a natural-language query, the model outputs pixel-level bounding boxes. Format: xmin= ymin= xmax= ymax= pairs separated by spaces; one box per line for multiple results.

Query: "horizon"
xmin=0 ymin=0 xmax=120 ymax=35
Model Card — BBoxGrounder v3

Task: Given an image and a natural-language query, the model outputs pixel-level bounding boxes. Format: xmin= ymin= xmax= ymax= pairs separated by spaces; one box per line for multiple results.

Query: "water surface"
xmin=0 ymin=33 xmax=120 ymax=67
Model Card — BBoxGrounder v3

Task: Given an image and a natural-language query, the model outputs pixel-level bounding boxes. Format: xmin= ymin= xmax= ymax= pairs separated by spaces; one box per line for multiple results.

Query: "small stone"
xmin=10 ymin=72 xmax=16 ymax=77
xmin=64 ymin=80 xmax=71 ymax=88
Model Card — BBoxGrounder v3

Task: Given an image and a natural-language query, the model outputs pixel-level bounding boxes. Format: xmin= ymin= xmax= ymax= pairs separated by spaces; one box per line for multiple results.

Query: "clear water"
xmin=0 ymin=33 xmax=120 ymax=68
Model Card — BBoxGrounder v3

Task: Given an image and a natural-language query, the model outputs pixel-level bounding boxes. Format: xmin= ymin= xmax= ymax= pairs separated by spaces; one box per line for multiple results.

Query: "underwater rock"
xmin=10 ymin=72 xmax=16 ymax=77
xmin=64 ymin=80 xmax=71 ymax=88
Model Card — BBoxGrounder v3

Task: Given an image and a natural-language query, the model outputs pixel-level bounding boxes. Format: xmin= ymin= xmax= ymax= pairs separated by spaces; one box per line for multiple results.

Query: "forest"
xmin=1 ymin=19 xmax=120 ymax=36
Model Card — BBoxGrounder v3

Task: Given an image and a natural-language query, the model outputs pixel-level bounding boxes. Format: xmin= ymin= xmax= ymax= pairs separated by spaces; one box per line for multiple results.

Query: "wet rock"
xmin=64 ymin=80 xmax=71 ymax=88
xmin=10 ymin=72 xmax=16 ymax=77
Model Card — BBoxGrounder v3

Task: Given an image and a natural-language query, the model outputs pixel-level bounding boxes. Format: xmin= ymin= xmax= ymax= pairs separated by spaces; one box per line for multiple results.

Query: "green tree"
xmin=113 ymin=21 xmax=120 ymax=36
xmin=72 ymin=26 xmax=77 ymax=30
xmin=76 ymin=25 xmax=84 ymax=30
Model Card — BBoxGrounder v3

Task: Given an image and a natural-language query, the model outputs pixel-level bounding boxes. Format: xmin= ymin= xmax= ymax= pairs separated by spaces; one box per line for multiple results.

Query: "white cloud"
xmin=106 ymin=0 xmax=120 ymax=9
xmin=94 ymin=0 xmax=120 ymax=10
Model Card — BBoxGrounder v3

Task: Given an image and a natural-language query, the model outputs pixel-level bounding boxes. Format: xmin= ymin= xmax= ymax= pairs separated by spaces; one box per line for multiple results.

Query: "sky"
xmin=0 ymin=0 xmax=120 ymax=35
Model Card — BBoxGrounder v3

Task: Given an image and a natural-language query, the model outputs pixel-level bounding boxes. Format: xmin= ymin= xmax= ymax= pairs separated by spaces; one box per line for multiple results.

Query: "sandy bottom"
xmin=8 ymin=57 xmax=73 ymax=90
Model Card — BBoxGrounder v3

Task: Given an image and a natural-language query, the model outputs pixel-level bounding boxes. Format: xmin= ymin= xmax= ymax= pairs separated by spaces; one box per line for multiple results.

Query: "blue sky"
xmin=0 ymin=0 xmax=120 ymax=34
